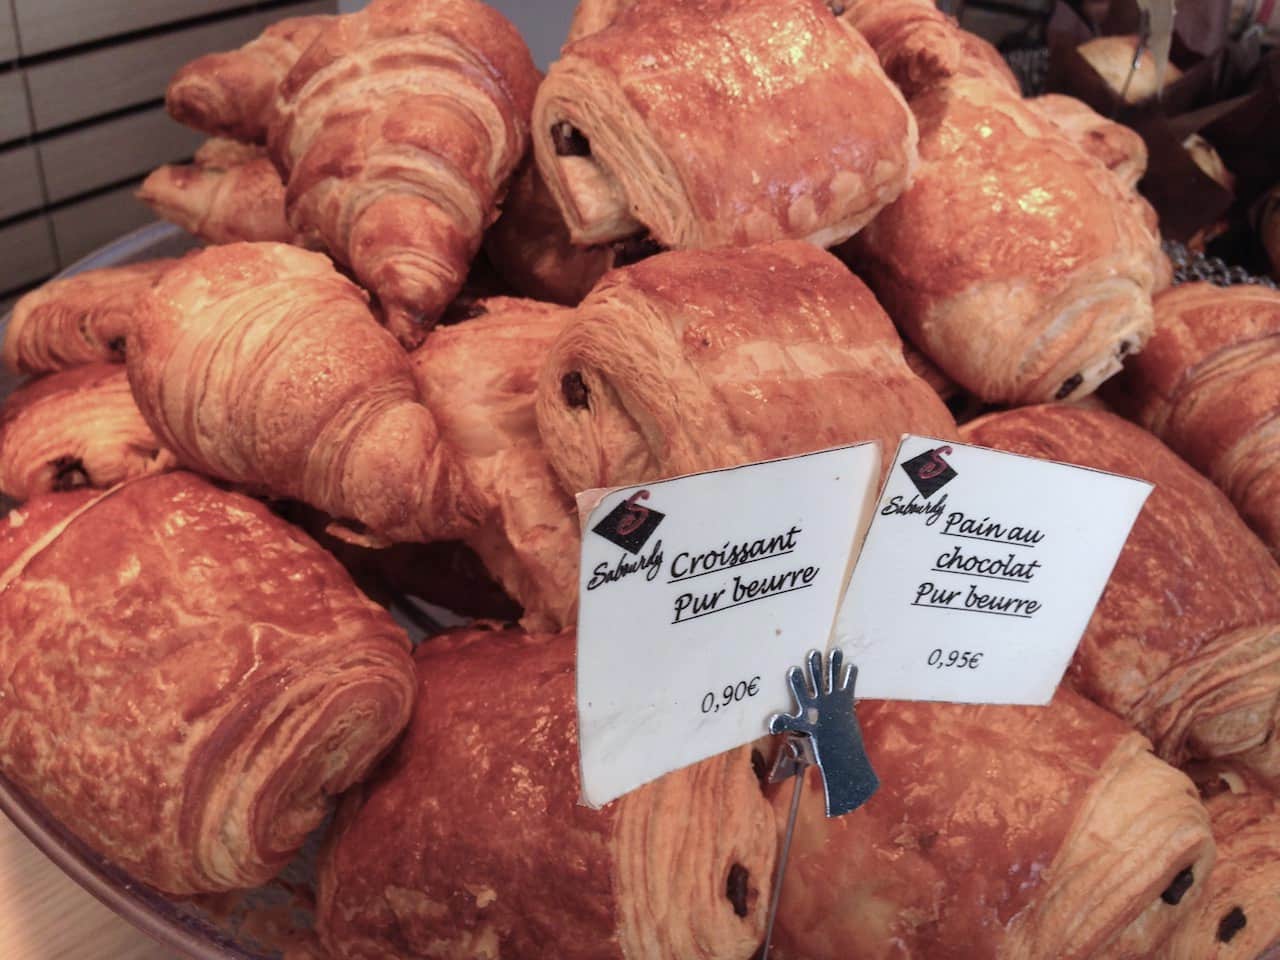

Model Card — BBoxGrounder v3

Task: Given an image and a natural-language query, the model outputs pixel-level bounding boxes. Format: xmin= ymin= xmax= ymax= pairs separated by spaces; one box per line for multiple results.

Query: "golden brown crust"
xmin=316 ymin=626 xmax=775 ymax=960
xmin=566 ymin=0 xmax=633 ymax=42
xmin=845 ymin=0 xmax=1021 ymax=98
xmin=166 ymin=15 xmax=335 ymax=142
xmin=128 ymin=242 xmax=483 ymax=543
xmin=533 ymin=0 xmax=919 ymax=249
xmin=843 ymin=76 xmax=1159 ymax=405
xmin=773 ymin=688 xmax=1213 ymax=960
xmin=268 ymin=0 xmax=540 ymax=349
xmin=0 ymin=364 xmax=174 ymax=500
xmin=536 ymin=242 xmax=956 ymax=495
xmin=138 ymin=139 xmax=309 ymax=246
xmin=483 ymin=161 xmax=612 ymax=305
xmin=1122 ymin=283 xmax=1280 ymax=559
xmin=0 ymin=472 xmax=416 ymax=894
xmin=1030 ymin=93 xmax=1148 ymax=188
xmin=412 ymin=298 xmax=580 ymax=630
xmin=3 ymin=260 xmax=174 ymax=375
xmin=961 ymin=406 xmax=1280 ymax=781
xmin=1163 ymin=768 xmax=1280 ymax=959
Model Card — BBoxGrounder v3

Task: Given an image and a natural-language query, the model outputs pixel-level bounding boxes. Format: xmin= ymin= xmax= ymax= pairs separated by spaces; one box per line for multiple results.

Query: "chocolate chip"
xmin=551 ymin=121 xmax=591 ymax=157
xmin=561 ymin=372 xmax=590 ymax=409
xmin=1054 ymin=373 xmax=1084 ymax=401
xmin=106 ymin=336 xmax=126 ymax=358
xmin=1160 ymin=867 xmax=1195 ymax=905
xmin=1217 ymin=907 xmax=1246 ymax=942
xmin=611 ymin=233 xmax=665 ymax=267
xmin=726 ymin=863 xmax=750 ymax=917
xmin=50 ymin=456 xmax=89 ymax=492
xmin=750 ymin=748 xmax=767 ymax=788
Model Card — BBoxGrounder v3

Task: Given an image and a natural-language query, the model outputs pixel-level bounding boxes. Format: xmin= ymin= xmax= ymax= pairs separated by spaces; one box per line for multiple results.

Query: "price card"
xmin=835 ymin=435 xmax=1152 ymax=705
xmin=575 ymin=443 xmax=881 ymax=808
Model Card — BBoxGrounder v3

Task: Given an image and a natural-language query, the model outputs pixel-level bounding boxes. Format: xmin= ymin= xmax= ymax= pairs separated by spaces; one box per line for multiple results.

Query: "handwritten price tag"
xmin=834 ymin=436 xmax=1152 ymax=705
xmin=575 ymin=444 xmax=881 ymax=808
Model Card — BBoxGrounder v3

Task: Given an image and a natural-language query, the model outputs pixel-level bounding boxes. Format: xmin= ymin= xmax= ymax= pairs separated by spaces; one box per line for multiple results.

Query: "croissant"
xmin=482 ymin=161 xmax=612 ymax=305
xmin=566 ymin=0 xmax=631 ymax=42
xmin=772 ymin=688 xmax=1214 ymax=959
xmin=165 ymin=14 xmax=334 ymax=143
xmin=268 ymin=0 xmax=540 ymax=348
xmin=536 ymin=242 xmax=956 ymax=495
xmin=843 ymin=0 xmax=1020 ymax=98
xmin=1120 ymin=282 xmax=1280 ymax=558
xmin=0 ymin=472 xmax=416 ymax=894
xmin=840 ymin=74 xmax=1160 ymax=404
xmin=316 ymin=625 xmax=775 ymax=960
xmin=128 ymin=242 xmax=482 ymax=542
xmin=3 ymin=260 xmax=173 ymax=375
xmin=961 ymin=406 xmax=1280 ymax=786
xmin=412 ymin=298 xmax=580 ymax=631
xmin=0 ymin=364 xmax=174 ymax=500
xmin=533 ymin=0 xmax=918 ymax=251
xmin=137 ymin=138 xmax=305 ymax=246
xmin=1165 ymin=767 xmax=1280 ymax=958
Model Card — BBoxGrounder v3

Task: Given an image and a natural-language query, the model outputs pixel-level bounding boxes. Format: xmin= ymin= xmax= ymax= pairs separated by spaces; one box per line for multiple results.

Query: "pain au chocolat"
xmin=0 ymin=364 xmax=173 ymax=500
xmin=317 ymin=625 xmax=774 ymax=960
xmin=962 ymin=406 xmax=1280 ymax=786
xmin=533 ymin=0 xmax=918 ymax=252
xmin=0 ymin=472 xmax=416 ymax=894
xmin=536 ymin=241 xmax=955 ymax=495
xmin=772 ymin=688 xmax=1214 ymax=959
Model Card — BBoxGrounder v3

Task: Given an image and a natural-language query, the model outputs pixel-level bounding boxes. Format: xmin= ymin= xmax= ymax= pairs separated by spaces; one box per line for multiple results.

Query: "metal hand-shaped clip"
xmin=768 ymin=649 xmax=879 ymax=818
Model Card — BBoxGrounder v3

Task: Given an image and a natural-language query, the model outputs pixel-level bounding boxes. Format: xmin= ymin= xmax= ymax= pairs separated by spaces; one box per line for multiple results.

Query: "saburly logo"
xmin=900 ymin=446 xmax=957 ymax=498
xmin=592 ymin=489 xmax=665 ymax=553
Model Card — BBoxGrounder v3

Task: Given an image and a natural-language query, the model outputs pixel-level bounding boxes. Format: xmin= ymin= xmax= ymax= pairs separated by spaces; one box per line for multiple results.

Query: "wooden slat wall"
xmin=0 ymin=0 xmax=336 ymax=302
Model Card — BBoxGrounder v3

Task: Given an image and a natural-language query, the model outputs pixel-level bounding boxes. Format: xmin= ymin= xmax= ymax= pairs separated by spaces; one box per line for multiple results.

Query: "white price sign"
xmin=835 ymin=436 xmax=1152 ymax=705
xmin=575 ymin=444 xmax=881 ymax=808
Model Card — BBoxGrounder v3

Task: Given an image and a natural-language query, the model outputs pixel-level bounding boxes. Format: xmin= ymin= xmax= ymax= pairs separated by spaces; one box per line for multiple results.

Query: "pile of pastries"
xmin=1 ymin=0 xmax=1277 ymax=957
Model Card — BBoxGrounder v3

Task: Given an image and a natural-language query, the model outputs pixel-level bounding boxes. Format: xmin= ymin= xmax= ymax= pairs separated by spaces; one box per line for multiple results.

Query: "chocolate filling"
xmin=726 ymin=863 xmax=751 ymax=918
xmin=1160 ymin=866 xmax=1195 ymax=905
xmin=1117 ymin=339 xmax=1134 ymax=358
xmin=561 ymin=372 xmax=590 ymax=409
xmin=828 ymin=1 xmax=847 ymax=13
xmin=50 ymin=456 xmax=89 ymax=492
xmin=1217 ymin=906 xmax=1247 ymax=942
xmin=750 ymin=748 xmax=767 ymax=789
xmin=552 ymin=121 xmax=591 ymax=157
xmin=1054 ymin=373 xmax=1084 ymax=401
xmin=106 ymin=336 xmax=126 ymax=358
xmin=612 ymin=233 xmax=665 ymax=268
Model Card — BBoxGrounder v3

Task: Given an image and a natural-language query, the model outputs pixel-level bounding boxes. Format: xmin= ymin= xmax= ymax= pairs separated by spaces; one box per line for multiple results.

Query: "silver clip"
xmin=1116 ymin=9 xmax=1152 ymax=111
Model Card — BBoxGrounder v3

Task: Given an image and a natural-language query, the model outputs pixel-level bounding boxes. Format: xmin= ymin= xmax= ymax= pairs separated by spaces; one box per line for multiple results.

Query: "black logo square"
xmin=592 ymin=492 xmax=665 ymax=554
xmin=900 ymin=446 xmax=957 ymax=498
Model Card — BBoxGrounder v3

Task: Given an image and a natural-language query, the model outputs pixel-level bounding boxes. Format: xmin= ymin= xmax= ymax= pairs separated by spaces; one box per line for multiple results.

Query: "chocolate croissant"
xmin=962 ymin=406 xmax=1280 ymax=785
xmin=138 ymin=138 xmax=305 ymax=246
xmin=844 ymin=0 xmax=1020 ymax=97
xmin=3 ymin=260 xmax=174 ymax=375
xmin=166 ymin=14 xmax=334 ymax=143
xmin=772 ymin=688 xmax=1214 ymax=959
xmin=317 ymin=625 xmax=775 ymax=960
xmin=0 ymin=364 xmax=174 ymax=500
xmin=1165 ymin=767 xmax=1280 ymax=958
xmin=1120 ymin=282 xmax=1280 ymax=558
xmin=1030 ymin=94 xmax=1148 ymax=189
xmin=0 ymin=472 xmax=416 ymax=894
xmin=128 ymin=242 xmax=482 ymax=543
xmin=841 ymin=73 xmax=1160 ymax=405
xmin=412 ymin=298 xmax=579 ymax=631
xmin=533 ymin=0 xmax=918 ymax=250
xmin=268 ymin=0 xmax=540 ymax=348
xmin=536 ymin=242 xmax=956 ymax=495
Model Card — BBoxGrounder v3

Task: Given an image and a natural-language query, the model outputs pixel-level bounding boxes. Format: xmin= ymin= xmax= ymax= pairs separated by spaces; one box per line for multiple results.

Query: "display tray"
xmin=0 ymin=220 xmax=441 ymax=960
